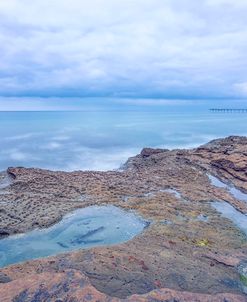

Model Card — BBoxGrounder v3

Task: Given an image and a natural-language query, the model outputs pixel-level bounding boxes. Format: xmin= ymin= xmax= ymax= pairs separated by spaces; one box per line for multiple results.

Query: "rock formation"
xmin=0 ymin=136 xmax=247 ymax=301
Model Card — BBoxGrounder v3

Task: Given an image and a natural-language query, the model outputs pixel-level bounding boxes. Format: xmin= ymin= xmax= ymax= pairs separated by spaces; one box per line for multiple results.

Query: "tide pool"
xmin=211 ymin=201 xmax=247 ymax=236
xmin=208 ymin=174 xmax=247 ymax=203
xmin=0 ymin=205 xmax=147 ymax=268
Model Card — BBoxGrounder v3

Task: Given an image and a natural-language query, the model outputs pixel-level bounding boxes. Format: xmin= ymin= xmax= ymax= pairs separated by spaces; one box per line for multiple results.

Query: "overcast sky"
xmin=0 ymin=0 xmax=247 ymax=99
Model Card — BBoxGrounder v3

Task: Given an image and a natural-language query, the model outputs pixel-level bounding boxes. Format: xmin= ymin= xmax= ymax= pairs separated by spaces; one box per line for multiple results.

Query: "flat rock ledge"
xmin=0 ymin=136 xmax=247 ymax=301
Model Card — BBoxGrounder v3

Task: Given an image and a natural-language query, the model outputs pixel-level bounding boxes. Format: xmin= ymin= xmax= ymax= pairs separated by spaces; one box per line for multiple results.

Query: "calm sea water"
xmin=0 ymin=107 xmax=247 ymax=171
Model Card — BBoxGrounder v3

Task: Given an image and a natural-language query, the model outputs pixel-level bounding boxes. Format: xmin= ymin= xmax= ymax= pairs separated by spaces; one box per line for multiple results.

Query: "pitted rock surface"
xmin=0 ymin=136 xmax=247 ymax=301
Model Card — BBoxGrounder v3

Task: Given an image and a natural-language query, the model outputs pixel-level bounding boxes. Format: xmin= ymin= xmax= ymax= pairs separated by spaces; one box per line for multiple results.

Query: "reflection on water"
xmin=209 ymin=174 xmax=247 ymax=237
xmin=211 ymin=201 xmax=247 ymax=236
xmin=0 ymin=205 xmax=147 ymax=268
xmin=208 ymin=174 xmax=247 ymax=202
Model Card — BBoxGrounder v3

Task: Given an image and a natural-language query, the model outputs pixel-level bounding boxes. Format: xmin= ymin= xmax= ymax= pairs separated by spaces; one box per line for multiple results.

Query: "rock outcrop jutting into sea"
xmin=0 ymin=136 xmax=247 ymax=301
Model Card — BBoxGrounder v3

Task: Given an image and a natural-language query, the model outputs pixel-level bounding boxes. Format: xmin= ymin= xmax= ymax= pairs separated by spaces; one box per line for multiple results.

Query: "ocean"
xmin=0 ymin=99 xmax=247 ymax=171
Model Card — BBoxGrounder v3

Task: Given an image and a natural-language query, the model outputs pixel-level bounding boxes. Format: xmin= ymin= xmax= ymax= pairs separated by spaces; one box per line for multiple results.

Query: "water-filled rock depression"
xmin=0 ymin=205 xmax=147 ymax=268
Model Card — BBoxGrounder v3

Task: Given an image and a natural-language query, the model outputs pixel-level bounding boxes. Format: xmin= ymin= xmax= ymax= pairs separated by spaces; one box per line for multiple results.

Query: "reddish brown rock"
xmin=0 ymin=136 xmax=247 ymax=301
xmin=0 ymin=269 xmax=246 ymax=302
xmin=140 ymin=147 xmax=168 ymax=158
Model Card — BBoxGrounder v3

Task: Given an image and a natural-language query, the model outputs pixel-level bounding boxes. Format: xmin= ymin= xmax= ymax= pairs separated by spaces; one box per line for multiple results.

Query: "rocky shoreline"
xmin=0 ymin=136 xmax=247 ymax=301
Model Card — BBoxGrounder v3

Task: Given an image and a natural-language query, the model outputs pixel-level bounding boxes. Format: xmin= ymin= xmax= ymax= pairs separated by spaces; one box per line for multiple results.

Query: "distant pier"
xmin=209 ymin=108 xmax=247 ymax=113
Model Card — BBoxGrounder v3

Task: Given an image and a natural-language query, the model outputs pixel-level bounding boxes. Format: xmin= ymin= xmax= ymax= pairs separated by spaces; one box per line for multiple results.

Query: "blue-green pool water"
xmin=0 ymin=205 xmax=147 ymax=268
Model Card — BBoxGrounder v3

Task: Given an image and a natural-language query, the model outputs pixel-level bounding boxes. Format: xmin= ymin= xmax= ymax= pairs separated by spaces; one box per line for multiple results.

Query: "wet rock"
xmin=0 ymin=272 xmax=11 ymax=283
xmin=0 ymin=136 xmax=247 ymax=300
xmin=0 ymin=271 xmax=246 ymax=302
xmin=0 ymin=229 xmax=10 ymax=239
xmin=140 ymin=148 xmax=168 ymax=158
xmin=238 ymin=261 xmax=247 ymax=294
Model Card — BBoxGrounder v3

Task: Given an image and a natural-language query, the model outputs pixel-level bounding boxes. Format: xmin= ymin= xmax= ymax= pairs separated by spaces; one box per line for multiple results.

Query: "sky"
xmin=0 ymin=0 xmax=247 ymax=100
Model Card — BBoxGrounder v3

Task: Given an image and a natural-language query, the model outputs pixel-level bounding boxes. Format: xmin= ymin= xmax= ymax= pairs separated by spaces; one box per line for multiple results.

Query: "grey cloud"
xmin=0 ymin=0 xmax=247 ymax=98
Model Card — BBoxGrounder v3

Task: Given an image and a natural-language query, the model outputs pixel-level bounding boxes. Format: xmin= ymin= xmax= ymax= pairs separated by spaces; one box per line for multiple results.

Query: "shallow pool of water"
xmin=211 ymin=201 xmax=247 ymax=236
xmin=160 ymin=188 xmax=182 ymax=199
xmin=208 ymin=174 xmax=247 ymax=203
xmin=0 ymin=205 xmax=147 ymax=268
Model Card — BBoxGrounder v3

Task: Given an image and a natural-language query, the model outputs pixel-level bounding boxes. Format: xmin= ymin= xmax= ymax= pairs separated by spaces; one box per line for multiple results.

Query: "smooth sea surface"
xmin=0 ymin=99 xmax=247 ymax=171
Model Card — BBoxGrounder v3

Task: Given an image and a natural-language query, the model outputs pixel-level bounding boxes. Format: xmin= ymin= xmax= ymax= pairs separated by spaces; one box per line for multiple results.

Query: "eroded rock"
xmin=0 ymin=136 xmax=247 ymax=301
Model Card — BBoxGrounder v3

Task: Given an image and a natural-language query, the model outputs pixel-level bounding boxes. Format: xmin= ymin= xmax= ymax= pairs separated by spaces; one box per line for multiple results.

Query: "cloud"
xmin=0 ymin=97 xmax=79 ymax=110
xmin=206 ymin=0 xmax=247 ymax=8
xmin=3 ymin=133 xmax=35 ymax=141
xmin=234 ymin=82 xmax=247 ymax=96
xmin=41 ymin=142 xmax=62 ymax=150
xmin=51 ymin=135 xmax=70 ymax=141
xmin=0 ymin=0 xmax=247 ymax=98
xmin=113 ymin=98 xmax=194 ymax=106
